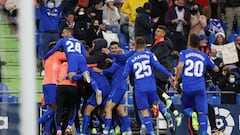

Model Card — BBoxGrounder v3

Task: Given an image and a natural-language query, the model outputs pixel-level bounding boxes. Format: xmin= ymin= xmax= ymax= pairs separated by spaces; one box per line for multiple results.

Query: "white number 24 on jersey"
xmin=66 ymin=41 xmax=81 ymax=54
xmin=134 ymin=60 xmax=152 ymax=79
xmin=184 ymin=59 xmax=204 ymax=77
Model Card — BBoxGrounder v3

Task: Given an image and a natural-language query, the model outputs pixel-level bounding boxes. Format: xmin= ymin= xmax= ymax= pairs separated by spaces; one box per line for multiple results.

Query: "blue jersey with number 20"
xmin=179 ymin=49 xmax=216 ymax=92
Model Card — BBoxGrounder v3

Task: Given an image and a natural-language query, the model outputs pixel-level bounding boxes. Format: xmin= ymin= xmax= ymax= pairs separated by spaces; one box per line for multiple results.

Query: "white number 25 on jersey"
xmin=134 ymin=60 xmax=152 ymax=79
xmin=184 ymin=59 xmax=204 ymax=77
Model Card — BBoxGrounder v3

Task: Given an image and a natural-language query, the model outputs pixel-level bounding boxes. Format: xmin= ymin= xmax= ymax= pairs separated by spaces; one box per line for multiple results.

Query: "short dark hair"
xmin=64 ymin=27 xmax=74 ymax=35
xmin=157 ymin=25 xmax=168 ymax=33
xmin=189 ymin=33 xmax=200 ymax=48
xmin=135 ymin=37 xmax=146 ymax=49
xmin=66 ymin=12 xmax=74 ymax=17
xmin=110 ymin=41 xmax=119 ymax=47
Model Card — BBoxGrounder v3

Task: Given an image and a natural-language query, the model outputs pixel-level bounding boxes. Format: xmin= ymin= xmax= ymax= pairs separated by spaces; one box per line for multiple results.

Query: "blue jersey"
xmin=39 ymin=6 xmax=61 ymax=32
xmin=123 ymin=50 xmax=171 ymax=92
xmin=44 ymin=36 xmax=86 ymax=60
xmin=179 ymin=49 xmax=216 ymax=91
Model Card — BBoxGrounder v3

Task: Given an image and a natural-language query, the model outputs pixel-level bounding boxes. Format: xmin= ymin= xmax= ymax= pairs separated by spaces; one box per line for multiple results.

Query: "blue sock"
xmin=82 ymin=115 xmax=90 ymax=134
xmin=120 ymin=116 xmax=131 ymax=132
xmin=44 ymin=118 xmax=52 ymax=134
xmin=198 ymin=114 xmax=208 ymax=135
xmin=184 ymin=108 xmax=193 ymax=117
xmin=158 ymin=102 xmax=165 ymax=112
xmin=38 ymin=109 xmax=54 ymax=124
xmin=143 ymin=116 xmax=154 ymax=133
xmin=104 ymin=118 xmax=112 ymax=132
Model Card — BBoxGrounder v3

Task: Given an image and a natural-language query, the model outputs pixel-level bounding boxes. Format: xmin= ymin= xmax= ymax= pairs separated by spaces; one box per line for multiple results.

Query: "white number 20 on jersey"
xmin=66 ymin=41 xmax=81 ymax=54
xmin=184 ymin=59 xmax=204 ymax=77
xmin=134 ymin=60 xmax=152 ymax=79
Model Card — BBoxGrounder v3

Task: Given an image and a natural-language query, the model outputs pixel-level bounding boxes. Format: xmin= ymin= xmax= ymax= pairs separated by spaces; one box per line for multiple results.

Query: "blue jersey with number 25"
xmin=122 ymin=50 xmax=171 ymax=92
xmin=179 ymin=49 xmax=216 ymax=92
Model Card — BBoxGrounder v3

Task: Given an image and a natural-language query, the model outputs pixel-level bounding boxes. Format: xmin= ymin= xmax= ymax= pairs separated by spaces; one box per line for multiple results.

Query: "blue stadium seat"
xmin=0 ymin=83 xmax=9 ymax=102
xmin=127 ymin=93 xmax=134 ymax=111
xmin=2 ymin=95 xmax=18 ymax=103
xmin=35 ymin=7 xmax=40 ymax=20
xmin=118 ymin=32 xmax=129 ymax=51
xmin=236 ymin=93 xmax=240 ymax=105
xmin=207 ymin=94 xmax=220 ymax=105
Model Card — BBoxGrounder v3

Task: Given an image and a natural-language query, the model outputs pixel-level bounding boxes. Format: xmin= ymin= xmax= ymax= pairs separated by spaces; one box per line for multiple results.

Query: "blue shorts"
xmin=107 ymin=87 xmax=126 ymax=105
xmin=87 ymin=70 xmax=111 ymax=107
xmin=68 ymin=54 xmax=88 ymax=73
xmin=43 ymin=84 xmax=56 ymax=105
xmin=135 ymin=91 xmax=160 ymax=110
xmin=181 ymin=90 xmax=208 ymax=114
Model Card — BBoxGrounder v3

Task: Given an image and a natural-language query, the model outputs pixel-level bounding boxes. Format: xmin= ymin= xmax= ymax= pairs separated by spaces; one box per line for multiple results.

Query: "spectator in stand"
xmin=86 ymin=0 xmax=104 ymax=25
xmin=150 ymin=0 xmax=169 ymax=28
xmin=199 ymin=34 xmax=210 ymax=54
xmin=218 ymin=68 xmax=240 ymax=104
xmin=202 ymin=0 xmax=222 ymax=21
xmin=38 ymin=0 xmax=65 ymax=60
xmin=165 ymin=0 xmax=191 ymax=52
xmin=207 ymin=49 xmax=224 ymax=85
xmin=195 ymin=0 xmax=208 ymax=7
xmin=135 ymin=2 xmax=159 ymax=45
xmin=76 ymin=0 xmax=90 ymax=8
xmin=74 ymin=6 xmax=88 ymax=41
xmin=184 ymin=0 xmax=202 ymax=13
xmin=188 ymin=4 xmax=207 ymax=47
xmin=202 ymin=0 xmax=224 ymax=35
xmin=86 ymin=19 xmax=104 ymax=47
xmin=102 ymin=0 xmax=121 ymax=33
xmin=225 ymin=0 xmax=240 ymax=38
xmin=235 ymin=35 xmax=240 ymax=67
xmin=58 ymin=12 xmax=82 ymax=40
xmin=213 ymin=32 xmax=227 ymax=45
xmin=120 ymin=0 xmax=148 ymax=43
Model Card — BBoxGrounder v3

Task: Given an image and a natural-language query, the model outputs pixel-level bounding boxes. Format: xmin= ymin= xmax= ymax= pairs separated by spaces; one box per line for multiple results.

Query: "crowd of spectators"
xmin=1 ymin=0 xmax=240 ymax=104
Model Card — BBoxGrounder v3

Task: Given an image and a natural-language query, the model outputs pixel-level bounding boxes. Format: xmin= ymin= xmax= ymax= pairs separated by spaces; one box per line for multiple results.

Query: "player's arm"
xmin=122 ymin=60 xmax=131 ymax=79
xmin=43 ymin=40 xmax=62 ymax=60
xmin=102 ymin=48 xmax=135 ymax=60
xmin=102 ymin=63 xmax=120 ymax=75
xmin=207 ymin=56 xmax=219 ymax=72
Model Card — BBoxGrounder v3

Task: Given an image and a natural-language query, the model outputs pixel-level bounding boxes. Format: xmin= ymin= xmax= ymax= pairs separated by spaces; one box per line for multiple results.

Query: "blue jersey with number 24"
xmin=179 ymin=49 xmax=216 ymax=92
xmin=44 ymin=36 xmax=86 ymax=60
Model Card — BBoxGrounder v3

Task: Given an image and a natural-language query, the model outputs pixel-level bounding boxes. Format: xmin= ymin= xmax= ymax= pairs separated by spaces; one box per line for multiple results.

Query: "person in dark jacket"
xmin=150 ymin=25 xmax=183 ymax=127
xmin=58 ymin=12 xmax=82 ymax=40
xmin=150 ymin=0 xmax=169 ymax=28
xmin=134 ymin=2 xmax=159 ymax=45
xmin=87 ymin=38 xmax=110 ymax=69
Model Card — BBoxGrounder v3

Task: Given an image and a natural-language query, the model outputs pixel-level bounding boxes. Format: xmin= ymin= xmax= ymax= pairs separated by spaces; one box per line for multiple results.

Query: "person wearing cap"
xmin=213 ymin=32 xmax=227 ymax=45
xmin=199 ymin=34 xmax=210 ymax=54
xmin=135 ymin=2 xmax=159 ymax=45
xmin=102 ymin=0 xmax=121 ymax=33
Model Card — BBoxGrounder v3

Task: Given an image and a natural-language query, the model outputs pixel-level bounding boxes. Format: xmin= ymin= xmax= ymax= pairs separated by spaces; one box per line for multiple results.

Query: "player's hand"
xmin=102 ymin=48 xmax=110 ymax=55
xmin=92 ymin=67 xmax=103 ymax=73
xmin=57 ymin=77 xmax=65 ymax=82
xmin=173 ymin=80 xmax=179 ymax=90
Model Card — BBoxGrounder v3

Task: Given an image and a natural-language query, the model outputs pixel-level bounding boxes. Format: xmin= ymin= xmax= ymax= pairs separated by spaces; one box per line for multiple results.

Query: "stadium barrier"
xmin=0 ymin=90 xmax=239 ymax=135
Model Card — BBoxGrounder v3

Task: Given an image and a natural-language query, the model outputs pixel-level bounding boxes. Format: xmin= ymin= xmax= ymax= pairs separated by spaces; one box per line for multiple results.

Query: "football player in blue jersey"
xmin=173 ymin=33 xmax=219 ymax=135
xmin=93 ymin=41 xmax=132 ymax=134
xmin=122 ymin=37 xmax=174 ymax=135
xmin=43 ymin=27 xmax=90 ymax=83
